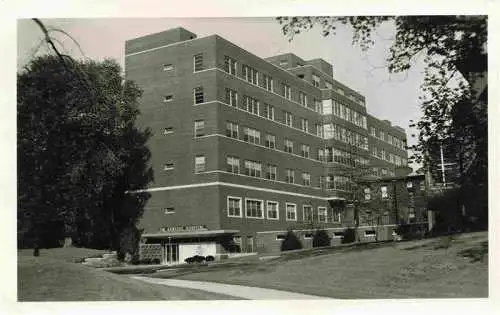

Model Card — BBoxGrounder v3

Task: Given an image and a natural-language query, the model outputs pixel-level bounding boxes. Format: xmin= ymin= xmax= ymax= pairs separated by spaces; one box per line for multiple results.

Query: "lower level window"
xmin=266 ymin=201 xmax=279 ymax=220
xmin=286 ymin=203 xmax=297 ymax=221
xmin=227 ymin=197 xmax=242 ymax=217
xmin=246 ymin=199 xmax=264 ymax=218
xmin=318 ymin=207 xmax=327 ymax=223
xmin=194 ymin=155 xmax=206 ymax=173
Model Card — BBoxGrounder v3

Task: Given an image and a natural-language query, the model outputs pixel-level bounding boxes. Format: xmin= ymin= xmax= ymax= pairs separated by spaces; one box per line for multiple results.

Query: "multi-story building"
xmin=124 ymin=27 xmax=409 ymax=263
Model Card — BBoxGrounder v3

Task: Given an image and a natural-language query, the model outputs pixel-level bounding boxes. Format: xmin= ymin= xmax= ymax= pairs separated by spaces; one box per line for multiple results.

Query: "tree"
xmin=17 ymin=54 xmax=153 ymax=251
xmin=277 ymin=16 xmax=487 ymax=227
xmin=280 ymin=230 xmax=303 ymax=251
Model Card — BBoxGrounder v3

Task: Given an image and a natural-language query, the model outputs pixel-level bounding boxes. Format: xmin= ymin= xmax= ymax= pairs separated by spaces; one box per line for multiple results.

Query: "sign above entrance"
xmin=161 ymin=225 xmax=208 ymax=232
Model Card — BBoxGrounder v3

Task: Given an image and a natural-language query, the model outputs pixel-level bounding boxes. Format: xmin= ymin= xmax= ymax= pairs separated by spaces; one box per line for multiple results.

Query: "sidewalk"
xmin=131 ymin=276 xmax=330 ymax=300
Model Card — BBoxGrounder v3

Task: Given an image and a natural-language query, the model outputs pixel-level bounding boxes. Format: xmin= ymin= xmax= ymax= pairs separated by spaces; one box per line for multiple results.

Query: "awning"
xmin=326 ymin=196 xmax=346 ymax=201
xmin=142 ymin=229 xmax=240 ymax=239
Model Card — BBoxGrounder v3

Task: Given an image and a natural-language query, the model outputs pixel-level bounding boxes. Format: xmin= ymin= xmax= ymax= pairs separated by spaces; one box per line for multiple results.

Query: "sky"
xmin=17 ymin=17 xmax=425 ymax=164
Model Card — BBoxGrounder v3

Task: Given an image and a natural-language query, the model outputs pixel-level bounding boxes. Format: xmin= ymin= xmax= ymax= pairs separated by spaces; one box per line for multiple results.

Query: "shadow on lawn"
xmin=458 ymin=241 xmax=488 ymax=263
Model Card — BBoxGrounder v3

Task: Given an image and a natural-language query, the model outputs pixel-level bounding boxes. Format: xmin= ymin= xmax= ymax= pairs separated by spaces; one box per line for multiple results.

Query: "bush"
xmin=280 ymin=230 xmax=302 ymax=251
xmin=140 ymin=258 xmax=152 ymax=265
xmin=184 ymin=257 xmax=195 ymax=264
xmin=395 ymin=224 xmax=426 ymax=241
xmin=205 ymin=255 xmax=215 ymax=262
xmin=151 ymin=258 xmax=161 ymax=264
xmin=193 ymin=255 xmax=206 ymax=263
xmin=312 ymin=229 xmax=331 ymax=247
xmin=341 ymin=228 xmax=356 ymax=244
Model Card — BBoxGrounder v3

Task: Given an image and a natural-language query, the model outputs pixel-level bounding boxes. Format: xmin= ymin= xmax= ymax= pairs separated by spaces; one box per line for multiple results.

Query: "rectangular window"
xmin=276 ymin=235 xmax=286 ymax=241
xmin=164 ymin=163 xmax=174 ymax=171
xmin=337 ymin=88 xmax=345 ymax=95
xmin=370 ymin=127 xmax=376 ymax=137
xmin=194 ymin=155 xmax=206 ymax=173
xmin=364 ymin=187 xmax=371 ymax=200
xmin=282 ymin=83 xmax=291 ymax=99
xmin=194 ymin=86 xmax=204 ymax=104
xmin=224 ymin=56 xmax=237 ymax=75
xmin=245 ymin=199 xmax=264 ymax=219
xmin=265 ymin=134 xmax=276 ymax=149
xmin=193 ymin=54 xmax=204 ymax=72
xmin=226 ymin=156 xmax=240 ymax=174
xmin=318 ymin=148 xmax=325 ymax=162
xmin=286 ymin=203 xmax=297 ymax=221
xmin=244 ymin=96 xmax=259 ymax=115
xmin=279 ymin=60 xmax=288 ymax=67
xmin=225 ymin=88 xmax=238 ymax=107
xmin=381 ymin=186 xmax=388 ymax=198
xmin=263 ymin=74 xmax=274 ymax=91
xmin=243 ymin=127 xmax=261 ymax=144
xmin=331 ymin=209 xmax=341 ymax=223
xmin=302 ymin=172 xmax=311 ymax=186
xmin=304 ymin=233 xmax=314 ymax=239
xmin=284 ymin=111 xmax=293 ymax=127
xmin=285 ymin=169 xmax=295 ymax=184
xmin=263 ymin=104 xmax=275 ymax=120
xmin=163 ymin=95 xmax=173 ymax=103
xmin=194 ymin=120 xmax=204 ymax=137
xmin=301 ymin=144 xmax=310 ymax=158
xmin=266 ymin=164 xmax=277 ymax=180
xmin=303 ymin=205 xmax=313 ymax=222
xmin=312 ymin=74 xmax=320 ymax=87
xmin=227 ymin=197 xmax=242 ymax=217
xmin=316 ymin=124 xmax=324 ymax=138
xmin=242 ymin=65 xmax=258 ymax=85
xmin=300 ymin=118 xmax=309 ymax=132
xmin=284 ymin=139 xmax=293 ymax=153
xmin=164 ymin=207 xmax=175 ymax=214
xmin=314 ymin=99 xmax=322 ymax=113
xmin=162 ymin=64 xmax=174 ymax=71
xmin=380 ymin=131 xmax=385 ymax=141
xmin=244 ymin=160 xmax=262 ymax=178
xmin=164 ymin=127 xmax=174 ymax=135
xmin=299 ymin=91 xmax=307 ymax=106
xmin=267 ymin=201 xmax=279 ymax=220
xmin=226 ymin=121 xmax=239 ymax=139
xmin=318 ymin=207 xmax=327 ymax=223
xmin=325 ymin=81 xmax=333 ymax=89
xmin=322 ymin=99 xmax=332 ymax=115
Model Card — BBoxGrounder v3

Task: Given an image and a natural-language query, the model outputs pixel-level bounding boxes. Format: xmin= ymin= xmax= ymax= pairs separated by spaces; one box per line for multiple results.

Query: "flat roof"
xmin=143 ymin=229 xmax=240 ymax=239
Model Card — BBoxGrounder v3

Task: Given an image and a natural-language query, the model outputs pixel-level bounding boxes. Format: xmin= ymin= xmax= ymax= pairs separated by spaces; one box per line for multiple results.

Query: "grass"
xmin=151 ymin=232 xmax=488 ymax=299
xmin=18 ymin=249 xmax=239 ymax=301
xmin=17 ymin=247 xmax=108 ymax=263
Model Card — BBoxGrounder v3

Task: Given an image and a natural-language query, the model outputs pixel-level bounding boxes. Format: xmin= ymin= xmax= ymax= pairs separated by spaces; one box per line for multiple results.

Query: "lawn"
xmin=151 ymin=232 xmax=488 ymax=299
xmin=18 ymin=249 xmax=239 ymax=301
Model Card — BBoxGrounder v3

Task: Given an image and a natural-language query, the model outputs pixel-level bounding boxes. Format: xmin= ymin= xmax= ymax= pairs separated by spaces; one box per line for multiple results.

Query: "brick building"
xmin=124 ymin=27 xmax=410 ymax=263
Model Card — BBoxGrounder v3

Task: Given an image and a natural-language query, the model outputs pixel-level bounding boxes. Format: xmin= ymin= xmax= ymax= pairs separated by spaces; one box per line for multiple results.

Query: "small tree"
xmin=312 ymin=229 xmax=331 ymax=247
xmin=280 ymin=230 xmax=302 ymax=251
xmin=341 ymin=228 xmax=356 ymax=244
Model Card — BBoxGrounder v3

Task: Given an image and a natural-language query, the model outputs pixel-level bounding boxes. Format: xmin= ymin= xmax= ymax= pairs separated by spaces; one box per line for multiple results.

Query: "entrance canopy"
xmin=143 ymin=229 xmax=240 ymax=240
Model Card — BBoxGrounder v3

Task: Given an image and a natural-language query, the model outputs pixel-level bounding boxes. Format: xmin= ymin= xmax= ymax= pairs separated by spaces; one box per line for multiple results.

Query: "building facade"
xmin=124 ymin=27 xmax=409 ymax=263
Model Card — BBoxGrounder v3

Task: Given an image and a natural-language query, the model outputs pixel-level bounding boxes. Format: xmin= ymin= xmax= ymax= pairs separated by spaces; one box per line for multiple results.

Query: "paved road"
xmin=131 ymin=276 xmax=330 ymax=300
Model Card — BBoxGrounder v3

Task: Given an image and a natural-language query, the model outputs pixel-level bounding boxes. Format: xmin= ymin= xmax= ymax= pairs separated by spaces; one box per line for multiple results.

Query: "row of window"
xmin=371 ymin=146 xmax=408 ymax=166
xmin=370 ymin=127 xmax=405 ymax=150
xmin=321 ymin=123 xmax=369 ymax=150
xmin=227 ymin=196 xmax=340 ymax=223
xmin=322 ymin=99 xmax=367 ymax=129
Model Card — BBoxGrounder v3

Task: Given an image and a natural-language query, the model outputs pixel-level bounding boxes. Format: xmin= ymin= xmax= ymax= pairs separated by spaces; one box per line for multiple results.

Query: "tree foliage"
xmin=280 ymin=230 xmax=303 ymax=251
xmin=17 ymin=54 xmax=153 ymax=250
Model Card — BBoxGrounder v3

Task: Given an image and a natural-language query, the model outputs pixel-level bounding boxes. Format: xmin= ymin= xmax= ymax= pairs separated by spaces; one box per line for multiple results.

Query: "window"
xmin=227 ymin=197 xmax=242 ymax=217
xmin=303 ymin=205 xmax=313 ymax=222
xmin=297 ymin=74 xmax=305 ymax=79
xmin=244 ymin=96 xmax=259 ymax=115
xmin=267 ymin=201 xmax=279 ymax=220
xmin=333 ymin=232 xmax=343 ymax=238
xmin=162 ymin=64 xmax=174 ymax=71
xmin=381 ymin=186 xmax=388 ymax=198
xmin=284 ymin=139 xmax=293 ymax=153
xmin=194 ymin=120 xmax=204 ymax=137
xmin=284 ymin=111 xmax=293 ymax=127
xmin=337 ymin=88 xmax=345 ymax=95
xmin=318 ymin=148 xmax=325 ymax=162
xmin=225 ymin=88 xmax=238 ymax=107
xmin=325 ymin=81 xmax=333 ymax=89
xmin=224 ymin=56 xmax=237 ymax=75
xmin=282 ymin=83 xmax=291 ymax=99
xmin=193 ymin=54 xmax=204 ymax=72
xmin=263 ymin=74 xmax=273 ymax=91
xmin=301 ymin=144 xmax=310 ymax=158
xmin=194 ymin=86 xmax=204 ymax=104
xmin=243 ymin=127 xmax=260 ymax=144
xmin=331 ymin=209 xmax=341 ymax=223
xmin=232 ymin=236 xmax=242 ymax=253
xmin=300 ymin=118 xmax=309 ymax=132
xmin=226 ymin=121 xmax=239 ymax=139
xmin=304 ymin=233 xmax=314 ymax=239
xmin=312 ymin=74 xmax=320 ymax=87
xmin=299 ymin=91 xmax=307 ymax=106
xmin=263 ymin=104 xmax=275 ymax=120
xmin=407 ymin=181 xmax=413 ymax=189
xmin=226 ymin=156 xmax=240 ymax=174
xmin=318 ymin=207 xmax=327 ymax=223
xmin=264 ymin=134 xmax=276 ymax=149
xmin=276 ymin=234 xmax=286 ymax=241
xmin=302 ymin=172 xmax=311 ymax=186
xmin=365 ymin=230 xmax=376 ymax=237
xmin=266 ymin=164 xmax=277 ymax=180
xmin=285 ymin=169 xmax=295 ymax=184
xmin=279 ymin=60 xmax=288 ymax=67
xmin=244 ymin=160 xmax=262 ymax=177
xmin=322 ymin=99 xmax=332 ymax=115
xmin=364 ymin=187 xmax=371 ymax=200
xmin=316 ymin=124 xmax=324 ymax=138
xmin=380 ymin=131 xmax=385 ymax=141
xmin=286 ymin=203 xmax=297 ymax=221
xmin=246 ymin=199 xmax=264 ymax=218
xmin=164 ymin=163 xmax=174 ymax=171
xmin=314 ymin=99 xmax=322 ymax=113
xmin=194 ymin=156 xmax=206 ymax=173
xmin=164 ymin=207 xmax=175 ymax=214
xmin=164 ymin=127 xmax=174 ymax=135
xmin=420 ymin=181 xmax=426 ymax=191
xmin=242 ymin=65 xmax=258 ymax=85
xmin=163 ymin=95 xmax=173 ymax=103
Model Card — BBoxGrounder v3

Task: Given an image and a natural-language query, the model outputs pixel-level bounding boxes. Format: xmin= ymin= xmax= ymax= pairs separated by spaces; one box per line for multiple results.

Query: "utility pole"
xmin=440 ymin=144 xmax=446 ymax=187
xmin=393 ymin=180 xmax=399 ymax=225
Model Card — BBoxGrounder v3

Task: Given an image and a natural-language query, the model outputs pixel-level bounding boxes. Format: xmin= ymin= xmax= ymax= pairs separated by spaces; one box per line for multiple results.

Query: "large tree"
xmin=17 ymin=54 xmax=153 ymax=251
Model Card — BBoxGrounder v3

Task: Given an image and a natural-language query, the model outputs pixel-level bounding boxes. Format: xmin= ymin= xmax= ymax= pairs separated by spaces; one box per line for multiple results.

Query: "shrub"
xmin=341 ymin=228 xmax=356 ymax=244
xmin=205 ymin=255 xmax=215 ymax=262
xmin=140 ymin=258 xmax=152 ymax=265
xmin=184 ymin=257 xmax=195 ymax=264
xmin=312 ymin=229 xmax=331 ymax=247
xmin=193 ymin=255 xmax=206 ymax=263
xmin=280 ymin=230 xmax=302 ymax=251
xmin=151 ymin=258 xmax=161 ymax=264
